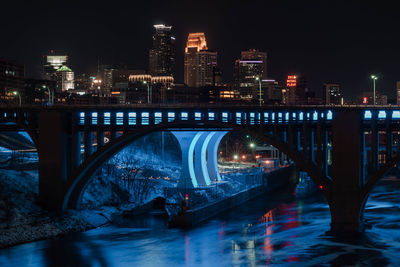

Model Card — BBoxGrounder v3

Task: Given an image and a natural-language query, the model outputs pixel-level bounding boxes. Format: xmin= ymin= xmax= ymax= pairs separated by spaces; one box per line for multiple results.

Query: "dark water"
xmin=1 ymin=178 xmax=400 ymax=267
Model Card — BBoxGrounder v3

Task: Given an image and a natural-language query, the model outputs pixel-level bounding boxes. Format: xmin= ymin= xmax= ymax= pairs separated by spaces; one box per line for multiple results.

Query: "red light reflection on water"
xmin=260 ymin=202 xmax=301 ymax=263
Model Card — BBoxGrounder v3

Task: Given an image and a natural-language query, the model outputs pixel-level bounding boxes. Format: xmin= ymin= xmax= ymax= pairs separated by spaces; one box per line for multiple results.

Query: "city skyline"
xmin=1 ymin=0 xmax=400 ymax=99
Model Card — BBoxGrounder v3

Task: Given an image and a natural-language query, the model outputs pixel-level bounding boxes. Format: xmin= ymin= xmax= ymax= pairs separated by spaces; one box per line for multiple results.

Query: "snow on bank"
xmin=0 ymin=168 xmax=115 ymax=248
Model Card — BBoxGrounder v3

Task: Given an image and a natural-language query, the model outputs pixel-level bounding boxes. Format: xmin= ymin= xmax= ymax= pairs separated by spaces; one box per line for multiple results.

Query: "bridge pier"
xmin=329 ymin=110 xmax=366 ymax=233
xmin=38 ymin=111 xmax=69 ymax=210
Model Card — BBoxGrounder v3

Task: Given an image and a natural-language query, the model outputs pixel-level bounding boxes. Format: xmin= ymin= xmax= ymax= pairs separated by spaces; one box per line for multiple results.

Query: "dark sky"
xmin=1 ymin=0 xmax=400 ymax=100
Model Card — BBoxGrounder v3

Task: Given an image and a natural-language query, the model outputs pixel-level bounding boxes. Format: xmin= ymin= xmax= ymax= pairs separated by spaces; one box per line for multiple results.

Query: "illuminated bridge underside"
xmin=171 ymin=131 xmax=228 ymax=188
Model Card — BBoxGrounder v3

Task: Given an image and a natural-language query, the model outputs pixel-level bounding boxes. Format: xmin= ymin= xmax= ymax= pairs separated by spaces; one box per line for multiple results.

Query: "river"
xmin=1 ymin=177 xmax=400 ymax=266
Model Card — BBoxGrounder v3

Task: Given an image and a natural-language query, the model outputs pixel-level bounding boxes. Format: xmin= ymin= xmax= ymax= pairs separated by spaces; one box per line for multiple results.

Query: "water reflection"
xmin=1 ymin=178 xmax=400 ymax=266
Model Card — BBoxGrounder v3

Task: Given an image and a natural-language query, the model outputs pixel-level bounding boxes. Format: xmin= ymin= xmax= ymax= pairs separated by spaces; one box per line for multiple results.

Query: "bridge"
xmin=1 ymin=105 xmax=400 ymax=233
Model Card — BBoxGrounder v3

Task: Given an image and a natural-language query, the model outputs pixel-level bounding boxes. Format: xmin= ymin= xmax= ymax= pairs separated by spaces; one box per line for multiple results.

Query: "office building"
xmin=0 ymin=59 xmax=25 ymax=104
xmin=323 ymin=83 xmax=341 ymax=105
xmin=286 ymin=75 xmax=307 ymax=105
xmin=184 ymin=32 xmax=208 ymax=87
xmin=196 ymin=50 xmax=217 ymax=87
xmin=234 ymin=49 xmax=267 ymax=100
xmin=43 ymin=51 xmax=68 ymax=80
xmin=149 ymin=24 xmax=175 ymax=77
xmin=56 ymin=65 xmax=74 ymax=92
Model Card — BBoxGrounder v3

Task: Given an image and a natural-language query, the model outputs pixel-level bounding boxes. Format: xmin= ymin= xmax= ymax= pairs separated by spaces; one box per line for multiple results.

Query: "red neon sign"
xmin=363 ymin=97 xmax=367 ymax=104
xmin=286 ymin=75 xmax=297 ymax=87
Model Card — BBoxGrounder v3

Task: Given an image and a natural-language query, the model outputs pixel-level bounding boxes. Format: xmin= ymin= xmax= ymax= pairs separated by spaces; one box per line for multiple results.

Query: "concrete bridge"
xmin=1 ymin=105 xmax=400 ymax=233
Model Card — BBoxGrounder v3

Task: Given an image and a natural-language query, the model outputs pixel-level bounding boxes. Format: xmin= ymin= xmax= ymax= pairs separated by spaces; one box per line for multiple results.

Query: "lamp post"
xmin=13 ymin=91 xmax=21 ymax=106
xmin=371 ymin=75 xmax=378 ymax=106
xmin=255 ymin=77 xmax=262 ymax=107
xmin=143 ymin=81 xmax=151 ymax=104
xmin=43 ymin=85 xmax=51 ymax=105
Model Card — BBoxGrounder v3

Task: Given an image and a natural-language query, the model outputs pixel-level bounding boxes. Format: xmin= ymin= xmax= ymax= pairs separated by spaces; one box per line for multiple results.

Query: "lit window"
xmin=116 ymin=112 xmax=123 ymax=125
xmin=91 ymin=112 xmax=97 ymax=125
xmin=393 ymin=111 xmax=400 ymax=119
xmin=327 ymin=110 xmax=333 ymax=120
xmin=128 ymin=112 xmax=136 ymax=125
xmin=168 ymin=112 xmax=175 ymax=122
xmin=299 ymin=112 xmax=304 ymax=121
xmin=195 ymin=112 xmax=202 ymax=121
xmin=141 ymin=112 xmax=149 ymax=125
xmin=313 ymin=111 xmax=318 ymax=120
xmin=155 ymin=112 xmax=162 ymax=124
xmin=222 ymin=112 xmax=228 ymax=123
xmin=378 ymin=110 xmax=386 ymax=119
xmin=181 ymin=112 xmax=188 ymax=120
xmin=79 ymin=112 xmax=85 ymax=125
xmin=236 ymin=112 xmax=242 ymax=124
xmin=364 ymin=110 xmax=372 ymax=120
xmin=104 ymin=112 xmax=111 ymax=125
xmin=208 ymin=112 xmax=215 ymax=120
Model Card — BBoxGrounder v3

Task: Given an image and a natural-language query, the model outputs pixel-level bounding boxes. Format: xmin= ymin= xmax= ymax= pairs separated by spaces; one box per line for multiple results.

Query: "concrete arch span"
xmin=171 ymin=131 xmax=228 ymax=188
xmin=59 ymin=123 xmax=326 ymax=212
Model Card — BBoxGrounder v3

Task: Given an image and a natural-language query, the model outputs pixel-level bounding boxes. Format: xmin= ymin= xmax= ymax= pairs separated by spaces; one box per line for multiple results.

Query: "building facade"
xmin=56 ymin=65 xmax=74 ymax=92
xmin=196 ymin=50 xmax=217 ymax=87
xmin=184 ymin=33 xmax=208 ymax=87
xmin=234 ymin=49 xmax=267 ymax=101
xmin=149 ymin=24 xmax=175 ymax=78
xmin=43 ymin=52 xmax=68 ymax=80
xmin=397 ymin=81 xmax=400 ymax=105
xmin=323 ymin=83 xmax=341 ymax=105
xmin=0 ymin=59 xmax=25 ymax=104
xmin=286 ymin=75 xmax=307 ymax=105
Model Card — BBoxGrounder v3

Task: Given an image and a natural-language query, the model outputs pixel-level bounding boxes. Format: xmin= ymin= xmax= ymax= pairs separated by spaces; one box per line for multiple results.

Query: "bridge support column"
xmin=330 ymin=110 xmax=366 ymax=233
xmin=194 ymin=132 xmax=212 ymax=186
xmin=207 ymin=131 xmax=228 ymax=182
xmin=171 ymin=131 xmax=200 ymax=189
xmin=38 ymin=111 xmax=69 ymax=210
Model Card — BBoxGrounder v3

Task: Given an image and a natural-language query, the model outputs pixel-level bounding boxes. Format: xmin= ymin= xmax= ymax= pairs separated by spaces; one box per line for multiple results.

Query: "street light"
xmin=143 ymin=81 xmax=151 ymax=104
xmin=13 ymin=91 xmax=21 ymax=106
xmin=255 ymin=77 xmax=262 ymax=107
xmin=371 ymin=75 xmax=378 ymax=106
xmin=43 ymin=85 xmax=52 ymax=105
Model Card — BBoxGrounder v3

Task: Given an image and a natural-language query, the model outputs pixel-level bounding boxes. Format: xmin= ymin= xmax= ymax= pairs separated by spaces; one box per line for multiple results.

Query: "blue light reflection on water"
xmin=1 ymin=178 xmax=400 ymax=266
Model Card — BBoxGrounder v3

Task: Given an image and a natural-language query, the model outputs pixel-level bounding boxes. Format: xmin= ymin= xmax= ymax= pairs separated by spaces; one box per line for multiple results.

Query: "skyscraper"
xmin=55 ymin=65 xmax=74 ymax=92
xmin=149 ymin=24 xmax=175 ymax=78
xmin=196 ymin=50 xmax=217 ymax=87
xmin=184 ymin=33 xmax=208 ymax=87
xmin=43 ymin=51 xmax=68 ymax=80
xmin=234 ymin=49 xmax=267 ymax=100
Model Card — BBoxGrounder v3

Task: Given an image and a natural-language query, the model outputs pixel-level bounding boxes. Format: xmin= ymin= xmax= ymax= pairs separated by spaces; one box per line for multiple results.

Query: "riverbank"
xmin=169 ymin=165 xmax=299 ymax=227
xmin=0 ymin=167 xmax=126 ymax=249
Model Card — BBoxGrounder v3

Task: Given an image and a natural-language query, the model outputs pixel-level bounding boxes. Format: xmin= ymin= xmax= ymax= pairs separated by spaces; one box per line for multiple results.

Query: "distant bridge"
xmin=1 ymin=105 xmax=400 ymax=233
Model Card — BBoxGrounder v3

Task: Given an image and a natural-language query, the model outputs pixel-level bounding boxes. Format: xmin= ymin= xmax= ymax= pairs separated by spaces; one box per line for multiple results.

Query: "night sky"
xmin=1 ymin=0 xmax=399 ymax=100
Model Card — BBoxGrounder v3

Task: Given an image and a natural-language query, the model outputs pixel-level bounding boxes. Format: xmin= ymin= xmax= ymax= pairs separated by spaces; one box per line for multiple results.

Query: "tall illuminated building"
xmin=184 ymin=33 xmax=217 ymax=87
xmin=43 ymin=51 xmax=68 ymax=80
xmin=184 ymin=33 xmax=208 ymax=87
xmin=149 ymin=24 xmax=175 ymax=78
xmin=234 ymin=49 xmax=267 ymax=100
xmin=55 ymin=65 xmax=74 ymax=92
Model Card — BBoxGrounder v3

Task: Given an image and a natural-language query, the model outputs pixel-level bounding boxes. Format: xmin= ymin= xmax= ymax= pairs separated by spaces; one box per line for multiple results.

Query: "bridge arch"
xmin=362 ymin=153 xmax=400 ymax=202
xmin=62 ymin=122 xmax=330 ymax=210
xmin=0 ymin=120 xmax=38 ymax=149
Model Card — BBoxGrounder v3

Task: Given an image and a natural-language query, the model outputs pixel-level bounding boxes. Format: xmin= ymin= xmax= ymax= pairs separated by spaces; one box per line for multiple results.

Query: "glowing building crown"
xmin=185 ymin=32 xmax=208 ymax=53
